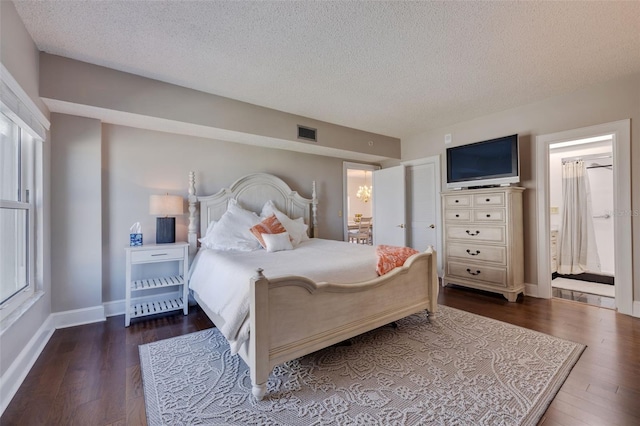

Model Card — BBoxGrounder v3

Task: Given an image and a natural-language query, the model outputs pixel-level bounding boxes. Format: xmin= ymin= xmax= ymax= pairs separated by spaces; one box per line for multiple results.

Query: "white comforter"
xmin=189 ymin=238 xmax=379 ymax=354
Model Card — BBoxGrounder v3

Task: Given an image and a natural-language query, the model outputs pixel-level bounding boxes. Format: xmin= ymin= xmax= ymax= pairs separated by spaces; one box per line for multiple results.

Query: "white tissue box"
xmin=130 ymin=233 xmax=143 ymax=246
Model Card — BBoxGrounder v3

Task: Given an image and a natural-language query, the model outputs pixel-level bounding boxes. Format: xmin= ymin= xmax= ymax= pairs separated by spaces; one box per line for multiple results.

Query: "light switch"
xmin=550 ymin=206 xmax=559 ymax=214
xmin=445 ymin=134 xmax=452 ymax=145
xmin=338 ymin=210 xmax=342 ymax=217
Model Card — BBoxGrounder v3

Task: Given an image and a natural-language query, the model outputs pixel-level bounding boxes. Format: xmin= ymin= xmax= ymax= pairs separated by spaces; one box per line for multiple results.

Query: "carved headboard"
xmin=187 ymin=172 xmax=318 ymax=257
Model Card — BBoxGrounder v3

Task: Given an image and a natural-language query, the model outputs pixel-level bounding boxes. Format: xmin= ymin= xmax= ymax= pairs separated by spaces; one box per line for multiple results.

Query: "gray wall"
xmin=400 ymin=73 xmax=640 ymax=298
xmin=50 ymin=114 xmax=102 ymax=312
xmin=101 ymin=124 xmax=348 ymax=303
xmin=48 ymin=114 xmax=354 ymax=308
xmin=39 ymin=54 xmax=401 ymax=160
xmin=41 ymin=54 xmax=392 ymax=311
xmin=0 ymin=0 xmax=51 ymax=378
xmin=0 ymin=1 xmax=47 ymax=115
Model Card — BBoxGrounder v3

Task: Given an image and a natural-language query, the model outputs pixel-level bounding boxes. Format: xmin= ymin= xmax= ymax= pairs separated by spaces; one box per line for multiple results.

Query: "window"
xmin=0 ymin=66 xmax=48 ymax=329
xmin=0 ymin=112 xmax=35 ymax=321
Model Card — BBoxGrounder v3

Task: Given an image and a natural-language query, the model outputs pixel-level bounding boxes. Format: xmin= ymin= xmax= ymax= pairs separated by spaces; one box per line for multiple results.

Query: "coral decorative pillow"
xmin=376 ymin=245 xmax=420 ymax=276
xmin=249 ymin=214 xmax=287 ymax=248
xmin=261 ymin=200 xmax=309 ymax=246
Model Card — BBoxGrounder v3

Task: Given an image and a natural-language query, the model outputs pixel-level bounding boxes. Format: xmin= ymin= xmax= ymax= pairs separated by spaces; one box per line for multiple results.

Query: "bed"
xmin=186 ymin=172 xmax=439 ymax=400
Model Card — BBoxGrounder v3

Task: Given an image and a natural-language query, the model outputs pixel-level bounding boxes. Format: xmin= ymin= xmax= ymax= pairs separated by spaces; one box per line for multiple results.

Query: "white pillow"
xmin=262 ymin=232 xmax=293 ymax=252
xmin=261 ymin=200 xmax=309 ymax=246
xmin=202 ymin=201 xmax=261 ymax=251
xmin=294 ymin=217 xmax=310 ymax=242
xmin=198 ymin=220 xmax=218 ymax=249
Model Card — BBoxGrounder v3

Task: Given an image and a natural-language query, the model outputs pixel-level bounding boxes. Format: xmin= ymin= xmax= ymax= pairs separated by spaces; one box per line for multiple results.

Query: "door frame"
xmin=342 ymin=162 xmax=380 ymax=242
xmin=535 ymin=119 xmax=633 ymax=316
xmin=402 ymin=155 xmax=442 ymax=275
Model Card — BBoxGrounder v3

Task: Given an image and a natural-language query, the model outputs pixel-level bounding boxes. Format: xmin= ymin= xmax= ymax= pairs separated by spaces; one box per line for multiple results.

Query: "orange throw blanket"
xmin=376 ymin=245 xmax=420 ymax=276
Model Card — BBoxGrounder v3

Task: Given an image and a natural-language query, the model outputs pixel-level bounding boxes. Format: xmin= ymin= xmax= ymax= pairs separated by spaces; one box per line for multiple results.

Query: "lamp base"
xmin=156 ymin=217 xmax=175 ymax=244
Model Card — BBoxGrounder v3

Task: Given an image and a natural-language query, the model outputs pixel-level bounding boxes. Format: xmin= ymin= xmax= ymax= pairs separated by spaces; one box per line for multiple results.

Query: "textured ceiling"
xmin=13 ymin=1 xmax=640 ymax=139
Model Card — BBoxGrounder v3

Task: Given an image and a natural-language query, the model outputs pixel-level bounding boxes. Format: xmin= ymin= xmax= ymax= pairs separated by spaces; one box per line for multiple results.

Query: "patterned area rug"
xmin=139 ymin=306 xmax=584 ymax=425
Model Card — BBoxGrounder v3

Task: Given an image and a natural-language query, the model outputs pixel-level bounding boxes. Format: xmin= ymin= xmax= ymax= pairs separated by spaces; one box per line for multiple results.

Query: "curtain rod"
xmin=561 ymin=153 xmax=612 ymax=163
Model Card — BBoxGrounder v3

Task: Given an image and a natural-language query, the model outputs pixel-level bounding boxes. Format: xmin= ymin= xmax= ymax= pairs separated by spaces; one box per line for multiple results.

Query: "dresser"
xmin=442 ymin=187 xmax=525 ymax=302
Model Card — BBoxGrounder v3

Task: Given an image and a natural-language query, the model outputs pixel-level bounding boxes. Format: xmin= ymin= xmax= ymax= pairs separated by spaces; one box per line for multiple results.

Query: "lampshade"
xmin=149 ymin=194 xmax=184 ymax=217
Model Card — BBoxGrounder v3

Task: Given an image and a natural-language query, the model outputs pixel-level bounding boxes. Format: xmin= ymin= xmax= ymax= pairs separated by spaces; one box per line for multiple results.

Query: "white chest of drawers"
xmin=442 ymin=187 xmax=525 ymax=302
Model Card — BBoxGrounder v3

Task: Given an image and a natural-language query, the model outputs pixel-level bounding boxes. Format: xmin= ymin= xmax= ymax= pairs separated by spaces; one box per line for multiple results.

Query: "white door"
xmin=372 ymin=166 xmax=406 ymax=246
xmin=407 ymin=161 xmax=439 ymax=252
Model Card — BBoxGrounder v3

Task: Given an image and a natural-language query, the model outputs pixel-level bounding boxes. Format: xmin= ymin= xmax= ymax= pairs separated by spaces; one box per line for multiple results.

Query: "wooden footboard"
xmin=249 ymin=246 xmax=438 ymax=399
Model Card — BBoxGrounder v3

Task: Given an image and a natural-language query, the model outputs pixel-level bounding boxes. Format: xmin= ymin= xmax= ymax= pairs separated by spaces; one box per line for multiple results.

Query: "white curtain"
xmin=557 ymin=160 xmax=601 ymax=275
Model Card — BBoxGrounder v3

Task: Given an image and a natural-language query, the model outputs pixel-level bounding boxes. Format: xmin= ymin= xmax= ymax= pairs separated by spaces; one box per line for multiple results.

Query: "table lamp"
xmin=149 ymin=194 xmax=184 ymax=244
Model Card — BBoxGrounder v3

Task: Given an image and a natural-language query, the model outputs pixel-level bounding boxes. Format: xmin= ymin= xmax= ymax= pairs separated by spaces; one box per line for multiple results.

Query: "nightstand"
xmin=124 ymin=242 xmax=189 ymax=326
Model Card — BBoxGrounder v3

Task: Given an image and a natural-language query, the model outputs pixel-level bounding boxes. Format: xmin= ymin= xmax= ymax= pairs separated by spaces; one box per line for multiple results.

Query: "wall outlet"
xmin=550 ymin=206 xmax=559 ymax=214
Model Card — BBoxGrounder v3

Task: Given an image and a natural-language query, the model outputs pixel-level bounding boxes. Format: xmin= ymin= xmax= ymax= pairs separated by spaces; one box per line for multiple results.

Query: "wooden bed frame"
xmin=187 ymin=172 xmax=439 ymax=400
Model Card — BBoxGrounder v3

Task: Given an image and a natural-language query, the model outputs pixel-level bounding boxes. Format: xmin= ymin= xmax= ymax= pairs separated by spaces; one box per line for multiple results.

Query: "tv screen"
xmin=446 ymin=134 xmax=519 ymax=189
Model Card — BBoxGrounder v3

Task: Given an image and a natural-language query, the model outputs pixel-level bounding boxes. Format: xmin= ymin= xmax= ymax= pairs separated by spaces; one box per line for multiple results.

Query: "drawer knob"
xmin=485 ymin=198 xmax=490 ymax=202
xmin=466 ymin=268 xmax=481 ymax=276
xmin=455 ymin=214 xmax=460 ymax=218
xmin=466 ymin=249 xmax=481 ymax=256
xmin=455 ymin=200 xmax=459 ymax=203
xmin=465 ymin=230 xmax=480 ymax=236
xmin=151 ymin=253 xmax=168 ymax=257
xmin=486 ymin=214 xmax=491 ymax=218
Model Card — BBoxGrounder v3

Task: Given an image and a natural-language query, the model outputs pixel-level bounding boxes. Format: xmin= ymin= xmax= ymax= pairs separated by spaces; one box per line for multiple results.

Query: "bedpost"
xmin=426 ymin=245 xmax=439 ymax=316
xmin=250 ymin=268 xmax=269 ymax=400
xmin=312 ymin=180 xmax=318 ymax=238
xmin=188 ymin=171 xmax=198 ymax=260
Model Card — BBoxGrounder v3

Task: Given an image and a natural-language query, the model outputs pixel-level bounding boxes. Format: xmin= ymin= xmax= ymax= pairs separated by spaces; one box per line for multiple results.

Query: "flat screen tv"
xmin=446 ymin=134 xmax=519 ymax=189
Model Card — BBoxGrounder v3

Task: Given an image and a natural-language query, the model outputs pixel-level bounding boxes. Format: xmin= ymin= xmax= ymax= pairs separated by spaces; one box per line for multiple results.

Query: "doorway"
xmin=549 ymin=138 xmax=614 ymax=308
xmin=368 ymin=157 xmax=442 ymax=274
xmin=342 ymin=162 xmax=379 ymax=242
xmin=536 ymin=120 xmax=632 ymax=315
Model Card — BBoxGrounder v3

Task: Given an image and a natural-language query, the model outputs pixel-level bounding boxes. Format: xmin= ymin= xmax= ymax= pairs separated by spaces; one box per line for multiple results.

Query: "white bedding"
xmin=189 ymin=238 xmax=379 ymax=354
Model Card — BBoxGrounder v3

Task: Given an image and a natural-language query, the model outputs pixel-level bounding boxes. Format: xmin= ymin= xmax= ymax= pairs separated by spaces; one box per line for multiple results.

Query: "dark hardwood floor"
xmin=2 ymin=286 xmax=639 ymax=425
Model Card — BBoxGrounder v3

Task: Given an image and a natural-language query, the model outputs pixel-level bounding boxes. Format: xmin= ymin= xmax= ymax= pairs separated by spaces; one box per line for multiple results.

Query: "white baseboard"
xmin=0 ymin=315 xmax=54 ymax=416
xmin=524 ymin=283 xmax=541 ymax=298
xmin=49 ymin=305 xmax=106 ymax=329
xmin=103 ymin=299 xmax=125 ymax=317
xmin=633 ymin=301 xmax=640 ymax=318
xmin=1 ymin=304 xmax=106 ymax=416
xmin=0 ymin=292 xmax=188 ymax=417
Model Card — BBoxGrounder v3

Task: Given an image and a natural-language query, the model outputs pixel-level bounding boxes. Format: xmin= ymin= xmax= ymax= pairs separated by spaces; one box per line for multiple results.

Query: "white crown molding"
xmin=0 ymin=63 xmax=50 ymax=132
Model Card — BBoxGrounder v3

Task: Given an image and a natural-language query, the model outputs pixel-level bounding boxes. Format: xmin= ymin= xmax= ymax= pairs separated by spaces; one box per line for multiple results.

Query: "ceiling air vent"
xmin=297 ymin=125 xmax=317 ymax=142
